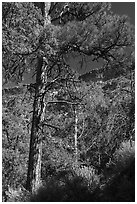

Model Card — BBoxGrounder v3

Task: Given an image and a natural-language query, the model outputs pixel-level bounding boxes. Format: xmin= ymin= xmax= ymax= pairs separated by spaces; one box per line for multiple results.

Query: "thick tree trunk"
xmin=26 ymin=2 xmax=51 ymax=193
xmin=26 ymin=56 xmax=47 ymax=192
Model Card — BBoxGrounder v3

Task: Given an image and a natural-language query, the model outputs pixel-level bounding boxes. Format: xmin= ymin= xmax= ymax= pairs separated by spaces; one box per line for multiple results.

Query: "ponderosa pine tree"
xmin=2 ymin=2 xmax=56 ymax=193
xmin=2 ymin=2 xmax=134 ymax=193
xmin=25 ymin=3 xmax=52 ymax=192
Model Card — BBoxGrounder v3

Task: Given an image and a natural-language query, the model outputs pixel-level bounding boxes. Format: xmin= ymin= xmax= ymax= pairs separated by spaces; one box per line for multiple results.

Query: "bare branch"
xmin=42 ymin=122 xmax=61 ymax=130
xmin=78 ymin=118 xmax=85 ymax=140
xmin=47 ymin=100 xmax=80 ymax=105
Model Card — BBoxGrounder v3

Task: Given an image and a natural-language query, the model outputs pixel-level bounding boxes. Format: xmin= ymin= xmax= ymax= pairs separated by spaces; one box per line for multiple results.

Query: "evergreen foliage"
xmin=2 ymin=2 xmax=134 ymax=202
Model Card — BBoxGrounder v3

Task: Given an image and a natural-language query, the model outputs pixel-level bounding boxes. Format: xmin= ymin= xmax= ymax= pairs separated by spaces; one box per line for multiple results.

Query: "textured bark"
xmin=26 ymin=2 xmax=51 ymax=193
xmin=26 ymin=57 xmax=47 ymax=192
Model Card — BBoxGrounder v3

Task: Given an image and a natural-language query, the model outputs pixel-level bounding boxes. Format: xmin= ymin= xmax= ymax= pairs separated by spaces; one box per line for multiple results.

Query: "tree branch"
xmin=78 ymin=118 xmax=85 ymax=140
xmin=42 ymin=122 xmax=61 ymax=130
xmin=47 ymin=100 xmax=80 ymax=105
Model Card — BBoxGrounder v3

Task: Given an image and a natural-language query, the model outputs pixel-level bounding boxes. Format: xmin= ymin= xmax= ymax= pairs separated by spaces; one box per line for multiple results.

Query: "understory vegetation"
xmin=2 ymin=76 xmax=135 ymax=201
xmin=2 ymin=2 xmax=134 ymax=202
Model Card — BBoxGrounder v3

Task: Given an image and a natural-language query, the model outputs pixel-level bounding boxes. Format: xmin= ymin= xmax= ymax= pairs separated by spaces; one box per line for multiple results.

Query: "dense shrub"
xmin=30 ymin=170 xmax=94 ymax=202
xmin=95 ymin=159 xmax=135 ymax=202
xmin=72 ymin=164 xmax=100 ymax=191
xmin=92 ymin=140 xmax=135 ymax=202
xmin=2 ymin=185 xmax=30 ymax=202
xmin=112 ymin=140 xmax=135 ymax=173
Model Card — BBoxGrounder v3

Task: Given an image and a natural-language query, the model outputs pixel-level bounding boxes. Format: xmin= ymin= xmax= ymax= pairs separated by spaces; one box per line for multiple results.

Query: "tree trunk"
xmin=26 ymin=2 xmax=51 ymax=193
xmin=26 ymin=56 xmax=47 ymax=192
xmin=74 ymin=106 xmax=78 ymax=163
